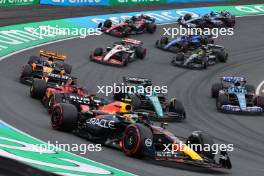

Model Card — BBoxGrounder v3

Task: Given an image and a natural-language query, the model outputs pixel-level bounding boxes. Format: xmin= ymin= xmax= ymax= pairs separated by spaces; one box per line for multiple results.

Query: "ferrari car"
xmin=29 ymin=73 xmax=73 ymax=100
xmin=20 ymin=50 xmax=72 ymax=85
xmin=211 ymin=76 xmax=264 ymax=113
xmin=171 ymin=44 xmax=228 ymax=69
xmin=90 ymin=38 xmax=146 ymax=66
xmin=40 ymin=78 xmax=90 ymax=113
xmin=98 ymin=14 xmax=156 ymax=37
xmin=178 ymin=11 xmax=235 ymax=28
xmin=51 ymin=101 xmax=232 ymax=170
xmin=113 ymin=77 xmax=186 ymax=121
xmin=156 ymin=35 xmax=214 ymax=53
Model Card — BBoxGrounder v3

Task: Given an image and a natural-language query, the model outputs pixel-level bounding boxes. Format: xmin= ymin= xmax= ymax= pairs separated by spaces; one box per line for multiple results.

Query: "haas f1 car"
xmin=211 ymin=76 xmax=264 ymax=114
xmin=98 ymin=15 xmax=156 ymax=37
xmin=50 ymin=98 xmax=232 ymax=170
xmin=156 ymin=35 xmax=214 ymax=53
xmin=90 ymin=38 xmax=146 ymax=66
xmin=171 ymin=44 xmax=228 ymax=69
xmin=20 ymin=50 xmax=72 ymax=85
xmin=178 ymin=11 xmax=235 ymax=28
xmin=113 ymin=77 xmax=186 ymax=121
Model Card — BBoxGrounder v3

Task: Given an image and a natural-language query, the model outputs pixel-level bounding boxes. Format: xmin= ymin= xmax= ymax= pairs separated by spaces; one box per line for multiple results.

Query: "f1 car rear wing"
xmin=123 ymin=77 xmax=152 ymax=85
xmin=122 ymin=38 xmax=142 ymax=46
xmin=221 ymin=76 xmax=246 ymax=83
xmin=40 ymin=50 xmax=66 ymax=61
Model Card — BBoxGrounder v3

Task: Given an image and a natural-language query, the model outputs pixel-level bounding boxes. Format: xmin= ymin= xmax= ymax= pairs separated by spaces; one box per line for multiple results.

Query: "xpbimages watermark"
xmin=32 ymin=141 xmax=102 ymax=155
xmin=97 ymin=83 xmax=168 ymax=96
xmin=32 ymin=25 xmax=102 ymax=38
xmin=163 ymin=25 xmax=234 ymax=38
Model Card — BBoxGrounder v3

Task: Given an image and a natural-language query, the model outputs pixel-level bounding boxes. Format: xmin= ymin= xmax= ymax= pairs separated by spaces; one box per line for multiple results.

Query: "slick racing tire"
xmin=63 ymin=63 xmax=72 ymax=74
xmin=254 ymin=96 xmax=264 ymax=109
xmin=48 ymin=93 xmax=63 ymax=114
xmin=146 ymin=23 xmax=156 ymax=33
xmin=131 ymin=94 xmax=142 ymax=110
xmin=113 ymin=84 xmax=126 ymax=101
xmin=186 ymin=131 xmax=215 ymax=160
xmin=20 ymin=64 xmax=32 ymax=80
xmin=135 ymin=47 xmax=146 ymax=59
xmin=169 ymin=98 xmax=186 ymax=120
xmin=94 ymin=48 xmax=103 ymax=56
xmin=122 ymin=123 xmax=154 ymax=158
xmin=30 ymin=79 xmax=47 ymax=99
xmin=51 ymin=103 xmax=78 ymax=131
xmin=122 ymin=53 xmax=129 ymax=66
xmin=103 ymin=19 xmax=112 ymax=28
xmin=175 ymin=52 xmax=185 ymax=61
xmin=211 ymin=83 xmax=223 ymax=98
xmin=216 ymin=94 xmax=229 ymax=110
xmin=214 ymin=50 xmax=228 ymax=63
xmin=245 ymin=84 xmax=255 ymax=94
xmin=28 ymin=56 xmax=40 ymax=64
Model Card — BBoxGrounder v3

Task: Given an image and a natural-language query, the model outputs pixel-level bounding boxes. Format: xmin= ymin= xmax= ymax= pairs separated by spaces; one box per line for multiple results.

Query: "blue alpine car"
xmin=211 ymin=76 xmax=264 ymax=114
xmin=155 ymin=35 xmax=214 ymax=53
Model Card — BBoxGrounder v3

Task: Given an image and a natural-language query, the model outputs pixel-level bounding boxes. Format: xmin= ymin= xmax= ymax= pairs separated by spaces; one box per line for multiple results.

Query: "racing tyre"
xmin=245 ymin=84 xmax=255 ymax=94
xmin=63 ymin=63 xmax=72 ymax=74
xmin=113 ymin=84 xmax=126 ymax=101
xmin=146 ymin=23 xmax=156 ymax=33
xmin=122 ymin=27 xmax=130 ymax=37
xmin=183 ymin=14 xmax=192 ymax=21
xmin=20 ymin=64 xmax=32 ymax=80
xmin=135 ymin=47 xmax=146 ymax=59
xmin=122 ymin=123 xmax=154 ymax=157
xmin=48 ymin=93 xmax=63 ymax=113
xmin=30 ymin=79 xmax=47 ymax=99
xmin=131 ymin=94 xmax=142 ymax=110
xmin=211 ymin=83 xmax=223 ymax=98
xmin=255 ymin=96 xmax=264 ymax=109
xmin=215 ymin=50 xmax=228 ymax=63
xmin=94 ymin=48 xmax=103 ymax=56
xmin=186 ymin=131 xmax=215 ymax=159
xmin=122 ymin=53 xmax=129 ymax=66
xmin=103 ymin=19 xmax=112 ymax=28
xmin=216 ymin=94 xmax=229 ymax=110
xmin=169 ymin=98 xmax=186 ymax=120
xmin=51 ymin=103 xmax=78 ymax=131
xmin=175 ymin=52 xmax=185 ymax=61
xmin=28 ymin=56 xmax=40 ymax=64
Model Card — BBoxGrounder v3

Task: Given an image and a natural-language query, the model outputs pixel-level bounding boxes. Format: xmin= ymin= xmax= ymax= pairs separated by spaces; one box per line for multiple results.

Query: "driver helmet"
xmin=210 ymin=11 xmax=217 ymax=16
xmin=234 ymin=81 xmax=241 ymax=87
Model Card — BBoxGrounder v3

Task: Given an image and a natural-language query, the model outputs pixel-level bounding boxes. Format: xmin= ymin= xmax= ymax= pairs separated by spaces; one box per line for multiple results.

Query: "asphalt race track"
xmin=0 ymin=16 xmax=264 ymax=176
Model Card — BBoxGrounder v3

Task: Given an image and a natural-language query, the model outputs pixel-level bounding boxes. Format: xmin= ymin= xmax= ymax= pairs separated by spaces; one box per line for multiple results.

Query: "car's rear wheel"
xmin=30 ymin=79 xmax=47 ymax=99
xmin=211 ymin=83 xmax=223 ymax=98
xmin=63 ymin=63 xmax=72 ymax=74
xmin=169 ymin=98 xmax=186 ymax=120
xmin=214 ymin=50 xmax=228 ymax=63
xmin=146 ymin=23 xmax=156 ymax=33
xmin=122 ymin=123 xmax=153 ymax=157
xmin=122 ymin=53 xmax=129 ymax=66
xmin=216 ymin=94 xmax=229 ymax=110
xmin=135 ymin=47 xmax=146 ymax=59
xmin=51 ymin=103 xmax=78 ymax=131
xmin=20 ymin=64 xmax=32 ymax=80
xmin=131 ymin=94 xmax=142 ymax=110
